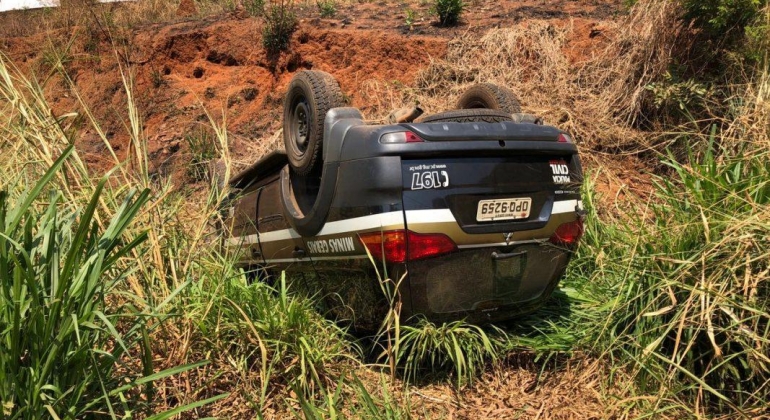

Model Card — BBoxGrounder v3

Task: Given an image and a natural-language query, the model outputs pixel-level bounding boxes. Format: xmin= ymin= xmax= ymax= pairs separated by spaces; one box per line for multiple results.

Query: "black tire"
xmin=418 ymin=109 xmax=514 ymax=123
xmin=457 ymin=83 xmax=522 ymax=114
xmin=283 ymin=71 xmax=345 ymax=175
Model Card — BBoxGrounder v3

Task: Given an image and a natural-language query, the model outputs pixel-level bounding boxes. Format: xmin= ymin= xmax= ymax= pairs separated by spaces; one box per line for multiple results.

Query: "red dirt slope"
xmin=1 ymin=0 xmax=624 ymax=184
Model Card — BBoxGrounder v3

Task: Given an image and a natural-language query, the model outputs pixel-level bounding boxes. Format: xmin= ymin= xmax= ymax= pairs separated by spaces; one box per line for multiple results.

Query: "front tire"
xmin=283 ymin=71 xmax=345 ymax=175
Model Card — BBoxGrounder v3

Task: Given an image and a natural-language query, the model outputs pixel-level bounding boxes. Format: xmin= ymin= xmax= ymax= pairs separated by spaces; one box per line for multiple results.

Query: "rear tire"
xmin=283 ymin=71 xmax=345 ymax=175
xmin=457 ymin=83 xmax=522 ymax=114
xmin=418 ymin=108 xmax=514 ymax=123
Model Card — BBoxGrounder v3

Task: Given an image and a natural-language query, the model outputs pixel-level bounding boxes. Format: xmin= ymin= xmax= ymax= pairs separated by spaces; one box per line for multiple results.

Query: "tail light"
xmin=379 ymin=131 xmax=423 ymax=144
xmin=557 ymin=133 xmax=572 ymax=143
xmin=549 ymin=219 xmax=584 ymax=247
xmin=359 ymin=230 xmax=457 ymax=263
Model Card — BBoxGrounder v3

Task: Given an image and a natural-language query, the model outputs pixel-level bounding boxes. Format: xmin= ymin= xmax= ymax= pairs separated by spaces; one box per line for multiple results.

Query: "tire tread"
xmin=457 ymin=83 xmax=522 ymax=114
xmin=418 ymin=108 xmax=514 ymax=123
xmin=283 ymin=70 xmax=345 ymax=175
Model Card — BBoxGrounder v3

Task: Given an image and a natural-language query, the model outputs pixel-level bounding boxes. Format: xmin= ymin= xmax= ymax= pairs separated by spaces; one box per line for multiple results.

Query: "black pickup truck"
xmin=222 ymin=71 xmax=584 ymax=327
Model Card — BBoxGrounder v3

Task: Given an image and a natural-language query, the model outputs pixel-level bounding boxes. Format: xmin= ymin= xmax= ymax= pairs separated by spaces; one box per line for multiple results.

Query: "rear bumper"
xmin=402 ymin=243 xmax=573 ymax=323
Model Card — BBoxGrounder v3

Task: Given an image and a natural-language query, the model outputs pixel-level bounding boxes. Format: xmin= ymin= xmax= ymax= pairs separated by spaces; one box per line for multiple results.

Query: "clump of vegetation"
xmin=680 ymin=0 xmax=767 ymax=53
xmin=262 ymin=0 xmax=298 ymax=53
xmin=569 ymin=124 xmax=770 ymax=413
xmin=391 ymin=319 xmax=499 ymax=387
xmin=244 ymin=0 xmax=266 ymax=16
xmin=641 ymin=0 xmax=769 ymax=121
xmin=404 ymin=8 xmax=417 ymax=27
xmin=434 ymin=0 xmax=464 ymax=26
xmin=189 ymin=273 xmax=355 ymax=399
xmin=294 ymin=372 xmax=413 ymax=418
xmin=317 ymin=0 xmax=337 ymax=17
xmin=185 ymin=127 xmax=219 ymax=182
xmin=0 ymin=148 xmax=216 ymax=418
xmin=644 ymin=70 xmax=709 ymax=121
xmin=1 ymin=51 xmax=231 ymax=417
xmin=150 ymin=67 xmax=165 ymax=88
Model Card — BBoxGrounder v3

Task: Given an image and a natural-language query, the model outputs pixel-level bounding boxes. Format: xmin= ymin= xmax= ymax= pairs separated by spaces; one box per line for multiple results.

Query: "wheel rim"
xmin=293 ymin=101 xmax=310 ymax=153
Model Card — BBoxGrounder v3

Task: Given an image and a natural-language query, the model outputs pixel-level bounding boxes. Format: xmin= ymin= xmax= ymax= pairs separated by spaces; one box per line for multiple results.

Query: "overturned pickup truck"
xmin=222 ymin=71 xmax=584 ymax=326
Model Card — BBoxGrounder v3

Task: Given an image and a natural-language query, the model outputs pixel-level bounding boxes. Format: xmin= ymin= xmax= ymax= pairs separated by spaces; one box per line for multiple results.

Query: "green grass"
xmin=0 ymin=52 xmax=231 ymax=418
xmin=391 ymin=319 xmax=499 ymax=387
xmin=292 ymin=371 xmax=412 ymax=419
xmin=0 ymin=146 xmax=220 ymax=418
xmin=187 ymin=271 xmax=357 ymax=401
xmin=553 ymin=127 xmax=770 ymax=414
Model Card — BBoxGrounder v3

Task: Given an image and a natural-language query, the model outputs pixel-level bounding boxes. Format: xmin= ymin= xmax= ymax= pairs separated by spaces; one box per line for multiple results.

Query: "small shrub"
xmin=679 ymin=0 xmax=768 ymax=65
xmin=644 ymin=71 xmax=709 ymax=119
xmin=316 ymin=0 xmax=336 ymax=17
xmin=244 ymin=0 xmax=266 ymax=16
xmin=241 ymin=86 xmax=258 ymax=101
xmin=433 ymin=0 xmax=464 ymax=26
xmin=680 ymin=0 xmax=766 ymax=41
xmin=262 ymin=0 xmax=298 ymax=54
xmin=404 ymin=8 xmax=416 ymax=27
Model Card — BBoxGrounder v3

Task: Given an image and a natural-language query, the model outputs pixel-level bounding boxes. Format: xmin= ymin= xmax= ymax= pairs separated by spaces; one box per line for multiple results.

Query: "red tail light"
xmin=557 ymin=133 xmax=572 ymax=143
xmin=549 ymin=219 xmax=584 ymax=246
xmin=359 ymin=230 xmax=457 ymax=263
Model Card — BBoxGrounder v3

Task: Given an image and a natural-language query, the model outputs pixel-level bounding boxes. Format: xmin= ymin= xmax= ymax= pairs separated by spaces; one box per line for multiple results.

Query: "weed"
xmin=644 ymin=71 xmax=709 ymax=119
xmin=404 ymin=8 xmax=416 ymax=27
xmin=150 ymin=67 xmax=165 ymax=88
xmin=185 ymin=127 xmax=219 ymax=182
xmin=317 ymin=0 xmax=337 ymax=17
xmin=244 ymin=0 xmax=266 ymax=16
xmin=393 ymin=319 xmax=499 ymax=387
xmin=293 ymin=371 xmax=412 ymax=418
xmin=241 ymin=86 xmax=259 ymax=101
xmin=433 ymin=0 xmax=464 ymax=26
xmin=190 ymin=271 xmax=356 ymax=399
xmin=263 ymin=0 xmax=298 ymax=54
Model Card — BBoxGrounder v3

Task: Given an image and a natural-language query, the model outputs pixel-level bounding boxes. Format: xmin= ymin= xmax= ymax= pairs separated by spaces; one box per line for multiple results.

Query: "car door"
xmin=226 ymin=186 xmax=262 ymax=265
xmin=256 ymin=177 xmax=313 ymax=273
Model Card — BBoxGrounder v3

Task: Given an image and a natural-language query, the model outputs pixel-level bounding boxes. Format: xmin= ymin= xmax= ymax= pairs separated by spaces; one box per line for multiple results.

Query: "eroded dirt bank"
xmin=2 ymin=0 xmax=625 ymax=184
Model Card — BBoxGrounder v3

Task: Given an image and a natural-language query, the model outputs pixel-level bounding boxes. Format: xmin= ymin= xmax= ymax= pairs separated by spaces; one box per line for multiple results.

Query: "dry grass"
xmin=358 ymin=0 xmax=683 ymax=154
xmin=0 ymin=0 xmax=230 ymax=40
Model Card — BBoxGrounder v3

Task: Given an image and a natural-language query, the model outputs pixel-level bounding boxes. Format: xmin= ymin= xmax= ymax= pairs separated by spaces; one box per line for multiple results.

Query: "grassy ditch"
xmin=1 ymin=0 xmax=769 ymax=417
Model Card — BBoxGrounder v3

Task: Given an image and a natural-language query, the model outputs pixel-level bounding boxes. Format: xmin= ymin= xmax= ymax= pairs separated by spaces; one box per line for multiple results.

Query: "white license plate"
xmin=476 ymin=197 xmax=532 ymax=222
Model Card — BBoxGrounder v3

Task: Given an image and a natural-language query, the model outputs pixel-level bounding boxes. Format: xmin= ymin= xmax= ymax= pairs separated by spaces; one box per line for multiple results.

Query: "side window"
xmin=231 ymin=188 xmax=259 ymax=237
xmin=257 ymin=179 xmax=289 ymax=233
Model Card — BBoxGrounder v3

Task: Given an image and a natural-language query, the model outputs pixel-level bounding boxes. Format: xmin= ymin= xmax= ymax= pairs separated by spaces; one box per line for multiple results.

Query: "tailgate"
xmin=402 ymin=154 xmax=582 ymax=245
xmin=401 ymin=153 xmax=582 ymax=317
